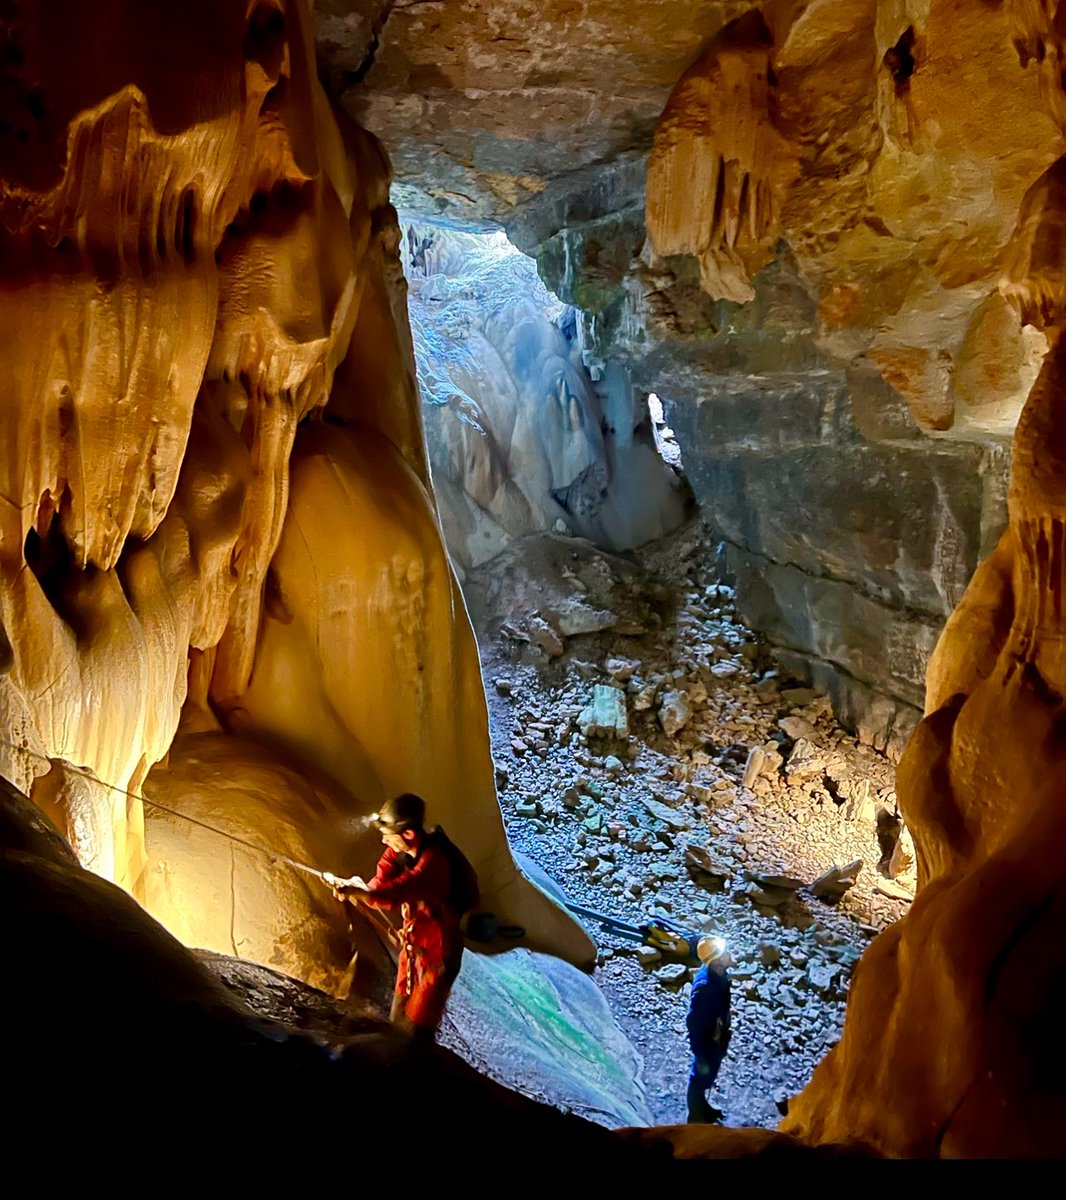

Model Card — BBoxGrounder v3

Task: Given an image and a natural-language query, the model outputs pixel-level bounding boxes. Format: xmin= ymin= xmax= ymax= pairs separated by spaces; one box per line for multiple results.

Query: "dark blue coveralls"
xmin=686 ymin=962 xmax=731 ymax=1122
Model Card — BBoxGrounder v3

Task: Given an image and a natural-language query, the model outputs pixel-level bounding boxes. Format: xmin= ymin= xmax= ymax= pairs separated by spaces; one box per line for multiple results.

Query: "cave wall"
xmin=402 ymin=222 xmax=689 ymax=571
xmin=0 ymin=0 xmax=593 ymax=988
xmin=664 ymin=351 xmax=1010 ymax=755
xmin=330 ymin=0 xmax=1060 ymax=748
xmin=520 ymin=194 xmax=1016 ymax=751
xmin=331 ymin=0 xmax=1066 ymax=1156
xmin=5 ymin=0 xmax=1066 ymax=1157
xmin=0 ymin=773 xmax=659 ymax=1165
xmin=632 ymin=1 xmax=1056 ymax=748
xmin=644 ymin=0 xmax=1066 ymax=1157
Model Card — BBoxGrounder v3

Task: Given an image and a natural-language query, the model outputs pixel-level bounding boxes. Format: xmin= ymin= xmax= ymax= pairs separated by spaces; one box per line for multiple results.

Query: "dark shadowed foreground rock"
xmin=618 ymin=1124 xmax=875 ymax=1159
xmin=0 ymin=777 xmax=659 ymax=1170
xmin=2 ymin=775 xmax=868 ymax=1168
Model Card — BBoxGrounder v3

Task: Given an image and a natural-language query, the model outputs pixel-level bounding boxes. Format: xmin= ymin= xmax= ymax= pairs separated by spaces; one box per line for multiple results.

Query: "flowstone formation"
xmin=7 ymin=0 xmax=1066 ymax=1160
xmin=0 ymin=0 xmax=592 ymax=1007
xmin=403 ymin=223 xmax=689 ymax=570
xmin=780 ymin=153 xmax=1066 ymax=1157
xmin=638 ymin=0 xmax=1060 ymax=749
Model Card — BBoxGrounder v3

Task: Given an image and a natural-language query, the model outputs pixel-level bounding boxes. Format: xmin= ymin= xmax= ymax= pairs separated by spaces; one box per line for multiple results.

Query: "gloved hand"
xmin=324 ymin=873 xmax=367 ymax=901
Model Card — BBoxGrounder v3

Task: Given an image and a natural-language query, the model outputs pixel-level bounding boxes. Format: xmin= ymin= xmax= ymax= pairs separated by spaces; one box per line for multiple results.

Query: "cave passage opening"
xmin=395 ymin=214 xmax=914 ymax=1130
xmin=398 ymin=215 xmax=692 ymax=574
xmin=647 ymin=392 xmax=683 ymax=469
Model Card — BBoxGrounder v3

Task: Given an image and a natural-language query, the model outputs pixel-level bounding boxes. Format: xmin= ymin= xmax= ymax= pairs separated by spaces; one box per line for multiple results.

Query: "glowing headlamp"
xmin=697 ymin=934 xmax=728 ymax=963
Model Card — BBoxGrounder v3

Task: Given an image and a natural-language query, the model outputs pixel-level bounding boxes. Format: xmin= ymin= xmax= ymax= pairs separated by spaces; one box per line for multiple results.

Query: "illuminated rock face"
xmin=646 ymin=0 xmax=1061 ymax=434
xmin=0 ymin=0 xmax=592 ymax=983
xmin=783 ymin=322 xmax=1066 ymax=1159
xmin=635 ymin=0 xmax=1066 ymax=1158
xmin=646 ymin=11 xmax=800 ymax=304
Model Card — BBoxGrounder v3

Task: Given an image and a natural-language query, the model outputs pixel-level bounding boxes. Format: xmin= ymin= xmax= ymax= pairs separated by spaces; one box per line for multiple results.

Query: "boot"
xmin=686 ymin=1096 xmax=724 ymax=1124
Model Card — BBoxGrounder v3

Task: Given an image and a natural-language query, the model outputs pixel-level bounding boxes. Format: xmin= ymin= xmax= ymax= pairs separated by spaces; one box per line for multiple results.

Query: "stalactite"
xmin=646 ymin=11 xmax=800 ymax=304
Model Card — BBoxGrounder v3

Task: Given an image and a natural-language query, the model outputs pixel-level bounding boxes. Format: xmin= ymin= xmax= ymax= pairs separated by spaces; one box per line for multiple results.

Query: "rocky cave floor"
xmin=462 ymin=523 xmax=915 ymax=1130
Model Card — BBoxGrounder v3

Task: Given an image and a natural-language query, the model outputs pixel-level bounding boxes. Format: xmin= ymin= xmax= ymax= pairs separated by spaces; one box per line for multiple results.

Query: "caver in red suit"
xmin=362 ymin=828 xmax=465 ymax=1033
xmin=335 ymin=793 xmax=477 ymax=1039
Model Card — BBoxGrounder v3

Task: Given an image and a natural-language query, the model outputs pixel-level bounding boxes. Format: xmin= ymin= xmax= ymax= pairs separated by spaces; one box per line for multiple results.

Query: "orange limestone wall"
xmin=646 ymin=0 xmax=1061 ymax=435
xmin=783 ymin=166 xmax=1066 ymax=1153
xmin=0 ymin=0 xmax=592 ymax=988
xmin=645 ymin=0 xmax=1066 ymax=1156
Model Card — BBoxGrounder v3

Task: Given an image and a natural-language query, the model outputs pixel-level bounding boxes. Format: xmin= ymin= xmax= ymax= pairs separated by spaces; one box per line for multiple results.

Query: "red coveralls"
xmin=361 ymin=834 xmax=463 ymax=1032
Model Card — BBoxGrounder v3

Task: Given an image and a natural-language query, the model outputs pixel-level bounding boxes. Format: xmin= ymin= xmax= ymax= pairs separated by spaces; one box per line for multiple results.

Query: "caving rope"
xmin=0 ymin=737 xmax=684 ymax=961
xmin=0 ymin=733 xmax=403 ymax=970
xmin=0 ymin=736 xmax=523 ymax=961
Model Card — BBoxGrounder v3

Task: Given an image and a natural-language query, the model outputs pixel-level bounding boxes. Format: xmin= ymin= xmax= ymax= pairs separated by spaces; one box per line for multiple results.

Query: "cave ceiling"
xmin=322 ymin=1 xmax=1066 ymax=439
xmin=320 ymin=0 xmax=751 ymax=227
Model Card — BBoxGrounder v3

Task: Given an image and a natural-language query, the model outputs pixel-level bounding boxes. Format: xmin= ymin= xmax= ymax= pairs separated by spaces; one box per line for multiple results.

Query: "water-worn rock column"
xmin=783 ymin=161 xmax=1066 ymax=1151
xmin=0 ymin=0 xmax=593 ymax=985
xmin=635 ymin=0 xmax=1066 ymax=1155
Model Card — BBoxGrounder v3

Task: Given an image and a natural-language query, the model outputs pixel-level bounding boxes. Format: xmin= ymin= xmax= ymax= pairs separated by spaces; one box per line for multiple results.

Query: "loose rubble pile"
xmin=468 ymin=525 xmax=917 ymax=1129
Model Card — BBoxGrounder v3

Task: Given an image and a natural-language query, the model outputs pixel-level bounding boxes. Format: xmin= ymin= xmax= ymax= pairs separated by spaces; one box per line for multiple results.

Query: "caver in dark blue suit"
xmin=686 ymin=962 xmax=731 ymax=1122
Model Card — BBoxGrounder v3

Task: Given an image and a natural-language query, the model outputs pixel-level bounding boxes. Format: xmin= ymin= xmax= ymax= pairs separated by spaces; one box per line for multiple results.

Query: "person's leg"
xmin=701 ymin=1049 xmax=725 ymax=1119
xmin=405 ymin=966 xmax=450 ymax=1041
xmin=389 ymin=991 xmax=410 ymax=1027
xmin=686 ymin=1054 xmax=725 ymax=1122
xmin=686 ymin=1057 xmax=712 ymax=1122
xmin=389 ymin=952 xmax=415 ymax=1033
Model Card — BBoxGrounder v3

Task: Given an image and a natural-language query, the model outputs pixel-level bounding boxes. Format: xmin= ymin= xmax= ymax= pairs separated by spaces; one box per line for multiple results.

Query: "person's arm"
xmin=362 ymin=845 xmax=450 ymax=909
xmin=686 ymin=973 xmax=709 ymax=1043
xmin=367 ymin=850 xmax=404 ymax=890
xmin=332 ymin=851 xmax=401 ymax=902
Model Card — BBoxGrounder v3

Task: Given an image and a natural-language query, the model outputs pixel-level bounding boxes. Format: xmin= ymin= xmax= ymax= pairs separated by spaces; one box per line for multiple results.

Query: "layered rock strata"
xmin=667 ymin=366 xmax=1010 ymax=755
xmin=335 ymin=0 xmax=1059 ymax=746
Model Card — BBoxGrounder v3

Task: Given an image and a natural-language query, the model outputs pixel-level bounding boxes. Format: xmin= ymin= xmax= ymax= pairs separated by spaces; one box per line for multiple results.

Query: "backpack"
xmin=434 ymin=827 xmax=480 ymax=914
